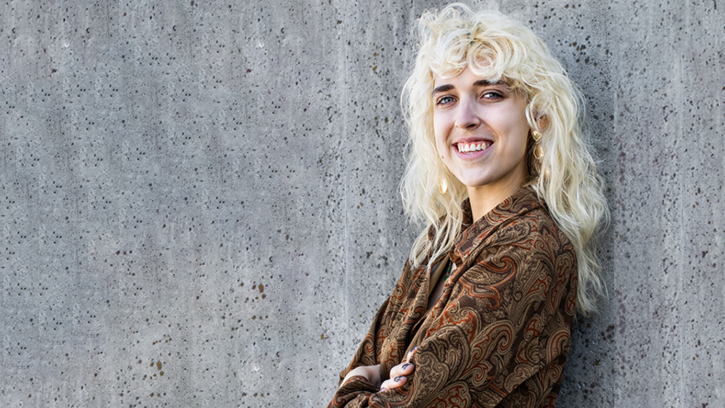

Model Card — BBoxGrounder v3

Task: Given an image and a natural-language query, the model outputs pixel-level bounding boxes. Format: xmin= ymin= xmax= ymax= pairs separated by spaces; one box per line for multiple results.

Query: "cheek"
xmin=433 ymin=113 xmax=453 ymax=150
xmin=433 ymin=120 xmax=447 ymax=155
xmin=509 ymin=132 xmax=529 ymax=160
xmin=435 ymin=138 xmax=447 ymax=161
xmin=509 ymin=112 xmax=530 ymax=156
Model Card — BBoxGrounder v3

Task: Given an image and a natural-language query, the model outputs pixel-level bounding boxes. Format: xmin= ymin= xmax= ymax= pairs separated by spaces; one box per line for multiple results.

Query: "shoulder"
xmin=492 ymin=202 xmax=573 ymax=259
xmin=465 ymin=206 xmax=575 ymax=288
xmin=453 ymin=187 xmax=570 ymax=262
xmin=457 ymin=207 xmax=577 ymax=316
xmin=474 ymin=202 xmax=563 ymax=248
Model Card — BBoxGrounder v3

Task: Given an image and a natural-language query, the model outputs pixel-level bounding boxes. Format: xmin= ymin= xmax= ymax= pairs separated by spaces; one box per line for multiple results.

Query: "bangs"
xmin=427 ymin=27 xmax=530 ymax=94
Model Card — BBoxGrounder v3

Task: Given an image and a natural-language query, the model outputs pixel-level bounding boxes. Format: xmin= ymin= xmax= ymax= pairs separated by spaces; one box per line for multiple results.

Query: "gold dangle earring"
xmin=530 ymin=129 xmax=549 ymax=179
xmin=531 ymin=130 xmax=544 ymax=160
xmin=439 ymin=178 xmax=448 ymax=195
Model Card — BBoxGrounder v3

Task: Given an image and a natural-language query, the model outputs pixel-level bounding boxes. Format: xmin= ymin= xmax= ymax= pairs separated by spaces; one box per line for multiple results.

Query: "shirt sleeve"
xmin=328 ymin=235 xmax=576 ymax=408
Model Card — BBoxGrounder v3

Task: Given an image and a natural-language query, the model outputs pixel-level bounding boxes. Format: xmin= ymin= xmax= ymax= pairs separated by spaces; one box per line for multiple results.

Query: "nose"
xmin=454 ymin=97 xmax=480 ymax=130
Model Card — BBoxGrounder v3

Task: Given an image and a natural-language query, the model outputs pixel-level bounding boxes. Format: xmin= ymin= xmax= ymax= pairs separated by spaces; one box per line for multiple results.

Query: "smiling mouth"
xmin=456 ymin=141 xmax=491 ymax=153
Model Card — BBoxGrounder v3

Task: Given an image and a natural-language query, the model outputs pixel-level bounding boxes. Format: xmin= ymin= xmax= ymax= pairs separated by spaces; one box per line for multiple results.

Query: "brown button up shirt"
xmin=329 ymin=187 xmax=578 ymax=408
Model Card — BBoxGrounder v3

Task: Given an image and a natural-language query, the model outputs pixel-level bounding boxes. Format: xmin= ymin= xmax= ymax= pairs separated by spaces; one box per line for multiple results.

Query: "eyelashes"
xmin=436 ymin=96 xmax=456 ymax=105
xmin=481 ymin=91 xmax=503 ymax=99
xmin=435 ymin=91 xmax=504 ymax=106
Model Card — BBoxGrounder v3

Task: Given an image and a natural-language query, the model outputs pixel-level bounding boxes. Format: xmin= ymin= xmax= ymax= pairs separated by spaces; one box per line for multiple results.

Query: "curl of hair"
xmin=400 ymin=3 xmax=609 ymax=316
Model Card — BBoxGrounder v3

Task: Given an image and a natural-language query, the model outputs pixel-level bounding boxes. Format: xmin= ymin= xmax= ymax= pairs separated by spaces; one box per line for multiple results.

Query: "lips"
xmin=455 ymin=141 xmax=491 ymax=153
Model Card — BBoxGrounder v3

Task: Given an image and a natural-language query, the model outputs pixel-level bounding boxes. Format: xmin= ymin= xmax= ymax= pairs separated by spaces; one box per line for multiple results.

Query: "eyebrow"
xmin=431 ymin=84 xmax=454 ymax=95
xmin=432 ymin=79 xmax=509 ymax=95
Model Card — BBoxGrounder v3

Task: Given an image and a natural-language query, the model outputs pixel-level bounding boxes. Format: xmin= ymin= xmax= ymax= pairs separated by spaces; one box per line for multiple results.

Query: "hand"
xmin=340 ymin=364 xmax=381 ymax=389
xmin=380 ymin=348 xmax=417 ymax=392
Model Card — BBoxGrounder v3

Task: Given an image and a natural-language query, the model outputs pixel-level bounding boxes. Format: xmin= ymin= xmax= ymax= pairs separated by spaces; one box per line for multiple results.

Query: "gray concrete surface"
xmin=0 ymin=0 xmax=722 ymax=406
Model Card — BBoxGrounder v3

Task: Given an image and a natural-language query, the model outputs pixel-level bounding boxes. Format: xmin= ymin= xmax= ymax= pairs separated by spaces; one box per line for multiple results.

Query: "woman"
xmin=329 ymin=4 xmax=608 ymax=407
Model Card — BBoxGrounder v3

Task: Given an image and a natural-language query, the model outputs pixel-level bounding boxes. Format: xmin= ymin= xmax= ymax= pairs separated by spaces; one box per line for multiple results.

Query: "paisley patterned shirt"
xmin=328 ymin=187 xmax=577 ymax=408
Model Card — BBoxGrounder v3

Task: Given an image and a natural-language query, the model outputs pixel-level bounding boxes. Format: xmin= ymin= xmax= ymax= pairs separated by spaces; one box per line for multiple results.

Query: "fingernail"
xmin=394 ymin=376 xmax=402 ymax=382
xmin=380 ymin=388 xmax=387 ymax=392
xmin=402 ymin=363 xmax=410 ymax=370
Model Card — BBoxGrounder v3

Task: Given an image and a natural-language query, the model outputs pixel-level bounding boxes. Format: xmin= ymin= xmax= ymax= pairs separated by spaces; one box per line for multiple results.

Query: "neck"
xmin=467 ymin=177 xmax=524 ymax=222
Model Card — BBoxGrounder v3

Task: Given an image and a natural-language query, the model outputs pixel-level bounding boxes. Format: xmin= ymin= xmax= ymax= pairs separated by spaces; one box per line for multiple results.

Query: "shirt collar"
xmin=451 ymin=186 xmax=543 ymax=265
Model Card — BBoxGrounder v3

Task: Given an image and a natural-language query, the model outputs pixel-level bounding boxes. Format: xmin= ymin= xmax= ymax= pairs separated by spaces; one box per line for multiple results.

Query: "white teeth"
xmin=458 ymin=142 xmax=489 ymax=152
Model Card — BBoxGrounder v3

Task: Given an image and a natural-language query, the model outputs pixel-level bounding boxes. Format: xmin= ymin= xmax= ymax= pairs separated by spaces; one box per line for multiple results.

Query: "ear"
xmin=535 ymin=115 xmax=549 ymax=132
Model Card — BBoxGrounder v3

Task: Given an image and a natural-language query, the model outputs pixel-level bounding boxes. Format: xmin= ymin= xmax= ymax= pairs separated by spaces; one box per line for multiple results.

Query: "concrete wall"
xmin=1 ymin=0 xmax=722 ymax=406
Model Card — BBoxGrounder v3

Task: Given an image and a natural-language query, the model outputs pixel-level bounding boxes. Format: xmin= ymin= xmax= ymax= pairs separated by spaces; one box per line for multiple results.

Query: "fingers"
xmin=379 ymin=347 xmax=420 ymax=393
xmin=380 ymin=347 xmax=419 ymax=393
xmin=389 ymin=361 xmax=414 ymax=379
xmin=379 ymin=375 xmax=407 ymax=392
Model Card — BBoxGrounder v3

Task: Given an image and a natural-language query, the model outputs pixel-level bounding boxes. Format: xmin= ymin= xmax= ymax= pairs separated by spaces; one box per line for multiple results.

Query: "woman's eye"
xmin=482 ymin=91 xmax=503 ymax=99
xmin=436 ymin=96 xmax=456 ymax=105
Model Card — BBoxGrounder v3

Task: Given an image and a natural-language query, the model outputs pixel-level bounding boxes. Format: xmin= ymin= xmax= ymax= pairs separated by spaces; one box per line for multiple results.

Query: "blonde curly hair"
xmin=400 ymin=3 xmax=609 ymax=316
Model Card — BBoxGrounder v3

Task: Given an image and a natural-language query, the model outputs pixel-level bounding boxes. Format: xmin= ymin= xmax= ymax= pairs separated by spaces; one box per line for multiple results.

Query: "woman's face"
xmin=433 ymin=67 xmax=530 ymax=197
